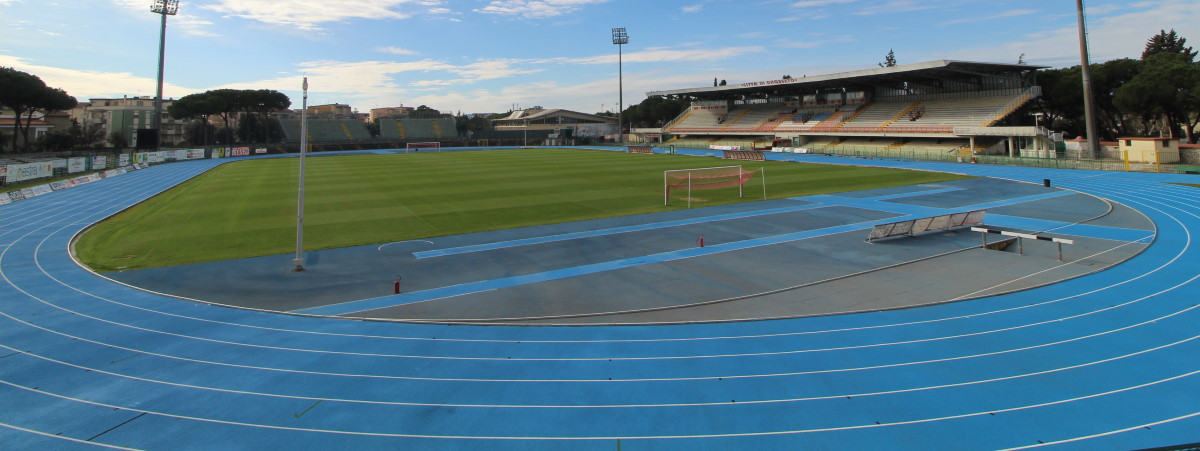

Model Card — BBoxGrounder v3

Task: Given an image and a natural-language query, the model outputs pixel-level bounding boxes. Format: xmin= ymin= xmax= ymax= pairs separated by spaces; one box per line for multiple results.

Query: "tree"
xmin=409 ymin=105 xmax=445 ymax=119
xmin=879 ymin=49 xmax=897 ymax=68
xmin=169 ymin=88 xmax=290 ymax=145
xmin=108 ymin=131 xmax=129 ymax=148
xmin=1036 ymin=58 xmax=1142 ymax=140
xmin=1142 ymin=29 xmax=1197 ymax=62
xmin=620 ymin=96 xmax=690 ymax=128
xmin=1115 ymin=53 xmax=1200 ymax=141
xmin=0 ymin=67 xmax=47 ymax=153
xmin=20 ymin=87 xmax=77 ymax=152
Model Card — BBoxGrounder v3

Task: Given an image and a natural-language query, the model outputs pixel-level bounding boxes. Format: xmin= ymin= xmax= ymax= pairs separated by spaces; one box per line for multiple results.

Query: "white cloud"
xmin=557 ymin=46 xmax=766 ymax=65
xmin=0 ymin=54 xmax=192 ymax=101
xmin=940 ymin=0 xmax=1200 ymax=66
xmin=203 ymin=0 xmax=418 ymax=30
xmin=174 ymin=16 xmax=220 ymax=37
xmin=778 ymin=36 xmax=855 ymax=49
xmin=791 ymin=0 xmax=855 ymax=8
xmin=473 ymin=0 xmax=610 ymax=19
xmin=853 ymin=0 xmax=934 ymax=16
xmin=682 ymin=4 xmax=702 ymax=13
xmin=377 ymin=46 xmax=419 ymax=55
xmin=739 ymin=31 xmax=772 ymax=39
xmin=940 ymin=9 xmax=1038 ymax=26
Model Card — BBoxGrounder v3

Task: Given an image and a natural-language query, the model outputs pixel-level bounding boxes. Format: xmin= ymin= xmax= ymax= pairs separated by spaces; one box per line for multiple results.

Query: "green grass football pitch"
xmin=75 ymin=149 xmax=971 ymax=272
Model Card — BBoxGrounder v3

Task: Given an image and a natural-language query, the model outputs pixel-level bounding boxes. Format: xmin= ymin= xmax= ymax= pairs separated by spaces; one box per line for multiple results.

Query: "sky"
xmin=1 ymin=0 xmax=1198 ymax=115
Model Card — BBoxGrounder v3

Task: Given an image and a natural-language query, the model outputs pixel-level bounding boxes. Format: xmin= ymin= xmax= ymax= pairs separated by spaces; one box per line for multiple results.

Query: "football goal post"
xmin=405 ymin=142 xmax=441 ymax=153
xmin=664 ymin=165 xmax=763 ymax=207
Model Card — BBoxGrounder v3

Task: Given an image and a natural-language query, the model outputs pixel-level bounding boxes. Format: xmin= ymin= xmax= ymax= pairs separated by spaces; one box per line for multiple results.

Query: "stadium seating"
xmin=378 ymin=118 xmax=458 ymax=139
xmin=901 ymin=95 xmax=1015 ymax=127
xmin=278 ymin=118 xmax=371 ymax=142
xmin=835 ymin=101 xmax=918 ymax=129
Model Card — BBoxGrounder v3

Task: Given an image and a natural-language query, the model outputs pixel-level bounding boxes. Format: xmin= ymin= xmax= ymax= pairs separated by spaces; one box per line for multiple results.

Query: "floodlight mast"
xmin=294 ymin=77 xmax=309 ymax=272
xmin=612 ymin=28 xmax=628 ymax=145
xmin=1075 ymin=0 xmax=1100 ymax=158
xmin=150 ymin=0 xmax=178 ymax=153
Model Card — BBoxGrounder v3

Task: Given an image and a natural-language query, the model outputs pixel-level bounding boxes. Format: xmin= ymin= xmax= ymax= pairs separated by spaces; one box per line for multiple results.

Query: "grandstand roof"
xmin=647 ymin=60 xmax=1048 ymax=99
xmin=493 ymin=108 xmax=616 ymax=125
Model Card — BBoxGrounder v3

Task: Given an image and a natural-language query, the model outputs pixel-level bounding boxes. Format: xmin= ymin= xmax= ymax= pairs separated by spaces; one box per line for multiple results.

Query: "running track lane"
xmin=1 ymin=152 xmax=1199 ymax=449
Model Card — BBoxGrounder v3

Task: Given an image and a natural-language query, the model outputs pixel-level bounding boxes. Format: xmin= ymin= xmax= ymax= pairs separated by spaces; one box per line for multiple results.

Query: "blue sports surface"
xmin=1 ymin=148 xmax=1198 ymax=449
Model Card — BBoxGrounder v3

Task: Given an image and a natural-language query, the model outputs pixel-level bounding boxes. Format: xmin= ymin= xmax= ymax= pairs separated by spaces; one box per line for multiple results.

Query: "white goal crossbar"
xmin=664 ymin=165 xmax=764 ymax=207
xmin=405 ymin=142 xmax=441 ymax=153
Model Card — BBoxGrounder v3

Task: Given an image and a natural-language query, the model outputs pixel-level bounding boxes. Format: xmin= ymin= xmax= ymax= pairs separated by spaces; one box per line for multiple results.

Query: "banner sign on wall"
xmin=118 ymin=154 xmax=131 ymax=166
xmin=51 ymin=159 xmax=67 ymax=169
xmin=92 ymin=155 xmax=108 ymax=169
xmin=231 ymin=147 xmax=251 ymax=157
xmin=174 ymin=149 xmax=188 ymax=161
xmin=187 ymin=149 xmax=206 ymax=160
xmin=3 ymin=161 xmax=55 ymax=183
xmin=68 ymin=157 xmax=88 ymax=173
xmin=30 ymin=184 xmax=53 ymax=196
xmin=255 ymin=148 xmax=267 ymax=154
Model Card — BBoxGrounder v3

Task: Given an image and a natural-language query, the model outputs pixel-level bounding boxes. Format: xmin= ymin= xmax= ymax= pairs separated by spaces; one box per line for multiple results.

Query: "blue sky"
xmin=1 ymin=0 xmax=1197 ymax=115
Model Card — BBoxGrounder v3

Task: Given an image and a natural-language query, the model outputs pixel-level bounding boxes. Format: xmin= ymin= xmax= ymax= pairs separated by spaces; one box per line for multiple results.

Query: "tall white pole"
xmin=293 ymin=77 xmax=308 ymax=272
xmin=761 ymin=167 xmax=767 ymax=200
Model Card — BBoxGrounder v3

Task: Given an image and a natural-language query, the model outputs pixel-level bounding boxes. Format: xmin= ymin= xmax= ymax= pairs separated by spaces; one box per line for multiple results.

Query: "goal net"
xmin=405 ymin=142 xmax=441 ymax=152
xmin=664 ymin=165 xmax=758 ymax=206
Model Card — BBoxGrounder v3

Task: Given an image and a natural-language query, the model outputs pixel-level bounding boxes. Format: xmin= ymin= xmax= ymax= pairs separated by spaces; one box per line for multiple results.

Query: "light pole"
xmin=1075 ymin=0 xmax=1100 ymax=159
xmin=612 ymin=27 xmax=628 ymax=145
xmin=150 ymin=0 xmax=178 ymax=152
xmin=294 ymin=77 xmax=309 ymax=272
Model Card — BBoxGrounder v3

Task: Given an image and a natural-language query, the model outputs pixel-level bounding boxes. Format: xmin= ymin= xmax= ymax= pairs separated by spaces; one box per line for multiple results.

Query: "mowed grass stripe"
xmin=75 ymin=149 xmax=970 ymax=271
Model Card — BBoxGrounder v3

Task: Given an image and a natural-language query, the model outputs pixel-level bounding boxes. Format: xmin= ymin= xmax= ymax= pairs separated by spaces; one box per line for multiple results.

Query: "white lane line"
xmin=2 ymin=369 xmax=1198 ymax=440
xmin=377 ymin=240 xmax=435 ymax=251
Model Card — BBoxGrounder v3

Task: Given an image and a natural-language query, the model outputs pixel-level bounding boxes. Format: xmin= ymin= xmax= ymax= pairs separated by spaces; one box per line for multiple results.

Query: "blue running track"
xmin=2 ymin=150 xmax=1199 ymax=449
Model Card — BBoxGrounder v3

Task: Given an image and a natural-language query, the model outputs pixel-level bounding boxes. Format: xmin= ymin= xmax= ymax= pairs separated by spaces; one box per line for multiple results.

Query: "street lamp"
xmin=611 ymin=27 xmax=628 ymax=145
xmin=150 ymin=0 xmax=179 ymax=152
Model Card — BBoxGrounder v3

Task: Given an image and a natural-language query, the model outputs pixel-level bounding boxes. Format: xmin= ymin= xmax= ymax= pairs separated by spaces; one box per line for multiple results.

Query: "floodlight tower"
xmin=612 ymin=27 xmax=628 ymax=144
xmin=1075 ymin=0 xmax=1100 ymax=158
xmin=150 ymin=0 xmax=179 ymax=152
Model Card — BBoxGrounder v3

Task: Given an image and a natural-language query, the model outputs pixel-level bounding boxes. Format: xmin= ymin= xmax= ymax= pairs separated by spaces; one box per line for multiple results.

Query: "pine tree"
xmin=879 ymin=49 xmax=897 ymax=68
xmin=1142 ymin=29 xmax=1197 ymax=61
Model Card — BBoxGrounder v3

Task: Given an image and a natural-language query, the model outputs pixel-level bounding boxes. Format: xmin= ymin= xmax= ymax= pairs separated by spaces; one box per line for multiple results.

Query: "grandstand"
xmin=278 ymin=118 xmax=372 ymax=142
xmin=651 ymin=60 xmax=1056 ymax=159
xmin=275 ymin=117 xmax=458 ymax=143
xmin=378 ymin=118 xmax=459 ymax=140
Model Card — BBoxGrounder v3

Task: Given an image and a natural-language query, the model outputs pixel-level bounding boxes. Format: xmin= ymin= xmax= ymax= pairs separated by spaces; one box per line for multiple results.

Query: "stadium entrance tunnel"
xmin=107 ymin=178 xmax=1154 ymax=325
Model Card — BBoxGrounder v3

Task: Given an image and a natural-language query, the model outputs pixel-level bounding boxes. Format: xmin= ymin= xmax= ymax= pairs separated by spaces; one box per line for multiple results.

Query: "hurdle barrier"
xmin=627 ymin=146 xmax=654 ymax=154
xmin=971 ymin=227 xmax=1074 ymax=261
